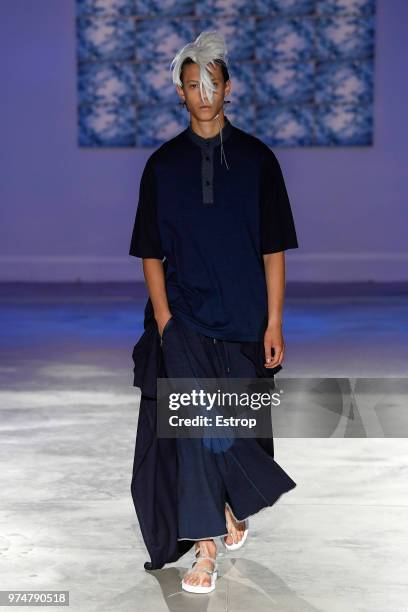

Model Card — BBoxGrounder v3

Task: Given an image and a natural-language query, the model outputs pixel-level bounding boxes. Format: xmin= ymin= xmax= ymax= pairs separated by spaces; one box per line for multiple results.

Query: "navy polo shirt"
xmin=129 ymin=115 xmax=299 ymax=341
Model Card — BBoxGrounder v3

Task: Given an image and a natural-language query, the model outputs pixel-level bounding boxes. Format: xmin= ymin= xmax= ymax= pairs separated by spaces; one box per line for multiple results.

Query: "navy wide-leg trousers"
xmin=160 ymin=315 xmax=297 ymax=541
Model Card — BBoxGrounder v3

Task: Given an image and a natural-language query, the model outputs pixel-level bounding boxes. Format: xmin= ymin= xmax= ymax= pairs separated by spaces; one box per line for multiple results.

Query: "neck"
xmin=189 ymin=110 xmax=226 ymax=139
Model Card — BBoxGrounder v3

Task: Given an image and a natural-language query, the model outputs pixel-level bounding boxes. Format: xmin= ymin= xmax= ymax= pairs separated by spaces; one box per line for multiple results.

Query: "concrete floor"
xmin=0 ymin=282 xmax=407 ymax=611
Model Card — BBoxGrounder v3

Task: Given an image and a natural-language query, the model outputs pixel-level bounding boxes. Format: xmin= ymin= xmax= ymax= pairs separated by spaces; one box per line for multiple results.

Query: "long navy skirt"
xmin=160 ymin=315 xmax=297 ymax=542
xmin=130 ymin=294 xmax=297 ymax=569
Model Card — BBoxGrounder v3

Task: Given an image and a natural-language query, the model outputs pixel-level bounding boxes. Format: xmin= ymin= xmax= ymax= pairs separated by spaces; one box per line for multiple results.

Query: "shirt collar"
xmin=186 ymin=115 xmax=233 ymax=148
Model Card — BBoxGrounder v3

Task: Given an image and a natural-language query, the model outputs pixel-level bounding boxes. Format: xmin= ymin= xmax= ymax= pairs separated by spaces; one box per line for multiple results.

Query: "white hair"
xmin=170 ymin=30 xmax=229 ymax=105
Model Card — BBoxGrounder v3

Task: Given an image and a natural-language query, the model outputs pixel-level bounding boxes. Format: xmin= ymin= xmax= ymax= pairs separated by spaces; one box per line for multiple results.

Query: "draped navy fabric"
xmin=130 ymin=282 xmax=296 ymax=570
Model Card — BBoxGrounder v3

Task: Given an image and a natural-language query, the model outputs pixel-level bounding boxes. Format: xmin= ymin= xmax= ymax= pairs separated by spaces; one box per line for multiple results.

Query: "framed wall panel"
xmin=76 ymin=0 xmax=376 ymax=147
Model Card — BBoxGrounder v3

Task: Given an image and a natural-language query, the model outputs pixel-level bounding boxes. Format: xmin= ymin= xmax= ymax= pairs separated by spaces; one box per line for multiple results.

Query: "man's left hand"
xmin=264 ymin=323 xmax=284 ymax=368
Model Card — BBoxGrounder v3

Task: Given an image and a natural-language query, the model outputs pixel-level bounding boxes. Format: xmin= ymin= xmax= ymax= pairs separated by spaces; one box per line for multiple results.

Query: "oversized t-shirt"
xmin=129 ymin=115 xmax=299 ymax=341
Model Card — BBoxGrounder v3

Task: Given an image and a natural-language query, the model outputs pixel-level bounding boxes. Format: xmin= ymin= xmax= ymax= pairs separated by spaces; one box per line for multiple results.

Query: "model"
xmin=129 ymin=30 xmax=299 ymax=594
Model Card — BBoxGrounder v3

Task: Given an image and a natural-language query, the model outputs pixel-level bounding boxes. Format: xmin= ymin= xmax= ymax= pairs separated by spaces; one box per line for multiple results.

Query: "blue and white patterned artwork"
xmin=76 ymin=0 xmax=376 ymax=147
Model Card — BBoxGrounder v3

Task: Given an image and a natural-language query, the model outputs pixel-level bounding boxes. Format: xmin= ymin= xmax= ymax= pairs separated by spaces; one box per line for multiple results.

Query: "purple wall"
xmin=0 ymin=0 xmax=407 ymax=282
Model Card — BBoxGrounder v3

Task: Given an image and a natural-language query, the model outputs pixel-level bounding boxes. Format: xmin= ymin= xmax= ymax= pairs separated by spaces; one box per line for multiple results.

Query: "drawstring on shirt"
xmin=215 ymin=114 xmax=230 ymax=170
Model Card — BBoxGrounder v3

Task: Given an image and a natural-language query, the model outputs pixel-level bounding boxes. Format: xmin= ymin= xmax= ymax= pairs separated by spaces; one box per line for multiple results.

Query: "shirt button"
xmin=205 ymin=156 xmax=210 ymax=161
xmin=206 ymin=180 xmax=210 ymax=185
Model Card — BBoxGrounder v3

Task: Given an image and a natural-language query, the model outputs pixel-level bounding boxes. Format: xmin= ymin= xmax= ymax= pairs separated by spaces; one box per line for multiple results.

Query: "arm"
xmin=263 ymin=251 xmax=285 ymax=368
xmin=259 ymin=149 xmax=298 ymax=368
xmin=129 ymin=159 xmax=172 ymax=336
xmin=141 ymin=259 xmax=172 ymax=337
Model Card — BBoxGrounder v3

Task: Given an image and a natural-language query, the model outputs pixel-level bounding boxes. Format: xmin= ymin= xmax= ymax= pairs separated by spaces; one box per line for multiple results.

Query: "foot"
xmin=224 ymin=505 xmax=246 ymax=546
xmin=182 ymin=539 xmax=217 ymax=589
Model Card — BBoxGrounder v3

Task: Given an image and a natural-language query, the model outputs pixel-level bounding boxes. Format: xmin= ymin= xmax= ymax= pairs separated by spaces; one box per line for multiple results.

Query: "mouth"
xmin=200 ymin=106 xmax=211 ymax=109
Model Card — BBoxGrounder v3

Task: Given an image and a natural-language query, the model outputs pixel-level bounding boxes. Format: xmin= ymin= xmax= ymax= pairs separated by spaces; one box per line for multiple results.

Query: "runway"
xmin=1 ymin=281 xmax=407 ymax=611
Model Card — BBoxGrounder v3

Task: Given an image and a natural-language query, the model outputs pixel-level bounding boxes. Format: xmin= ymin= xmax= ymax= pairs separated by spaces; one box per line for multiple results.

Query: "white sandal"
xmin=181 ymin=545 xmax=218 ymax=594
xmin=220 ymin=517 xmax=249 ymax=551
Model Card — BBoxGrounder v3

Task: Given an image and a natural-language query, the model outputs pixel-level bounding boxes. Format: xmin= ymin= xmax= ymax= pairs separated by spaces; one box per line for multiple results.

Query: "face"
xmin=176 ymin=61 xmax=232 ymax=121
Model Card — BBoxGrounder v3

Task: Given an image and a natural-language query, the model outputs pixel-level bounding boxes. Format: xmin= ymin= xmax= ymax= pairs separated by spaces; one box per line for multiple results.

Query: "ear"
xmin=224 ymin=78 xmax=232 ymax=98
xmin=175 ymin=84 xmax=185 ymax=101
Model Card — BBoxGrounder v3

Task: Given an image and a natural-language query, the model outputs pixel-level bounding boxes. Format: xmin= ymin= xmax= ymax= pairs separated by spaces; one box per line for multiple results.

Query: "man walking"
xmin=129 ymin=30 xmax=299 ymax=594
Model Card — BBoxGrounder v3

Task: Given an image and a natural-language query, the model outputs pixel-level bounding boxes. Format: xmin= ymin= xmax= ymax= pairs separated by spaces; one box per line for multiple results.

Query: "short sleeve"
xmin=259 ymin=150 xmax=299 ymax=254
xmin=129 ymin=159 xmax=164 ymax=259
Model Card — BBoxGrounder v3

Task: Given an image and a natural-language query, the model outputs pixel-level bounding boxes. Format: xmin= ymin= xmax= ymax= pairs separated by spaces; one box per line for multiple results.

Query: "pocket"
xmin=160 ymin=316 xmax=174 ymax=344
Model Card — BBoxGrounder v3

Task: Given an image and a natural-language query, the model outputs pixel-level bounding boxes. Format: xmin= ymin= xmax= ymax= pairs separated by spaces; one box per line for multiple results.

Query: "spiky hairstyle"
xmin=170 ymin=30 xmax=229 ymax=105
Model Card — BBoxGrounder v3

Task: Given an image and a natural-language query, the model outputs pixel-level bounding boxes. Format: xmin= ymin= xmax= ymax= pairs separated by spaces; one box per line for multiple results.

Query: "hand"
xmin=156 ymin=312 xmax=173 ymax=338
xmin=264 ymin=323 xmax=284 ymax=368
